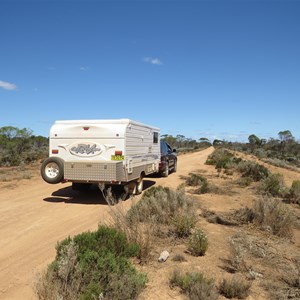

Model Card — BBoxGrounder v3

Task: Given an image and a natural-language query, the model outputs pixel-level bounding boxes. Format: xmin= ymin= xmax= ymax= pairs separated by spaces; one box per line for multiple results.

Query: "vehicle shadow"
xmin=43 ymin=180 xmax=156 ymax=205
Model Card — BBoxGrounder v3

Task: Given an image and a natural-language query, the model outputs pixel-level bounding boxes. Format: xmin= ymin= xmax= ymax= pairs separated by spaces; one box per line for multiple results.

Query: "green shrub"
xmin=237 ymin=161 xmax=269 ymax=181
xmin=186 ymin=173 xmax=206 ymax=186
xmin=218 ymin=276 xmax=251 ymax=299
xmin=36 ymin=225 xmax=147 ymax=300
xmin=259 ymin=173 xmax=286 ymax=197
xmin=236 ymin=177 xmax=253 ymax=187
xmin=205 ymin=149 xmax=236 ymax=170
xmin=195 ymin=179 xmax=210 ymax=194
xmin=170 ymin=270 xmax=218 ymax=300
xmin=188 ymin=229 xmax=208 ymax=256
xmin=185 ymin=173 xmax=210 ymax=194
xmin=286 ymin=180 xmax=300 ymax=205
xmin=171 ymin=214 xmax=196 ymax=238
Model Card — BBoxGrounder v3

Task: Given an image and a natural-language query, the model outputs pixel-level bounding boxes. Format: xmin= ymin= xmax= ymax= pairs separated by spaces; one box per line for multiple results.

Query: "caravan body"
xmin=41 ymin=119 xmax=160 ymax=193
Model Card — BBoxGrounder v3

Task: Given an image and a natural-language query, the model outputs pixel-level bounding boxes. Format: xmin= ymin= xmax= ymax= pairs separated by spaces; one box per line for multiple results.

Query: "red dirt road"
xmin=0 ymin=148 xmax=214 ymax=300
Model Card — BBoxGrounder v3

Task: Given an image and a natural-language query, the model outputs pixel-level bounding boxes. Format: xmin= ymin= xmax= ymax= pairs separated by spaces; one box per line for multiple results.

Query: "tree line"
xmin=1 ymin=126 xmax=299 ymax=168
xmin=214 ymin=130 xmax=300 ymax=167
xmin=161 ymin=134 xmax=212 ymax=151
xmin=0 ymin=126 xmax=48 ymax=166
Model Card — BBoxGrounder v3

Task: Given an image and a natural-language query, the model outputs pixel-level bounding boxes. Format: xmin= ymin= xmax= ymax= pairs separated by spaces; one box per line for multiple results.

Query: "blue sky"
xmin=0 ymin=0 xmax=299 ymax=142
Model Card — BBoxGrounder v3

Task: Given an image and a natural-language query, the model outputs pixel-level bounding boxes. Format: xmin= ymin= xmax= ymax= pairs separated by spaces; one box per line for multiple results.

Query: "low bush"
xmin=126 ymin=185 xmax=196 ymax=227
xmin=188 ymin=229 xmax=208 ymax=256
xmin=236 ymin=177 xmax=253 ymax=187
xmin=218 ymin=276 xmax=251 ymax=299
xmin=170 ymin=269 xmax=218 ymax=300
xmin=237 ymin=161 xmax=269 ymax=181
xmin=286 ymin=180 xmax=300 ymax=205
xmin=223 ymin=235 xmax=248 ymax=273
xmin=108 ymin=202 xmax=154 ymax=263
xmin=171 ymin=214 xmax=196 ymax=238
xmin=35 ymin=225 xmax=147 ymax=300
xmin=259 ymin=173 xmax=286 ymax=197
xmin=206 ymin=149 xmax=237 ymax=169
xmin=253 ymin=197 xmax=294 ymax=239
xmin=282 ymin=258 xmax=300 ymax=288
xmin=262 ymin=157 xmax=299 ymax=172
xmin=114 ymin=186 xmax=197 ymax=261
xmin=172 ymin=254 xmax=186 ymax=262
xmin=185 ymin=173 xmax=210 ymax=194
xmin=186 ymin=173 xmax=206 ymax=186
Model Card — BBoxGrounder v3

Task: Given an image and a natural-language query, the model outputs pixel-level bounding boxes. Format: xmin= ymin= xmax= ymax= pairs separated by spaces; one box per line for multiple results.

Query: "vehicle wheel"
xmin=173 ymin=160 xmax=177 ymax=173
xmin=41 ymin=157 xmax=64 ymax=184
xmin=161 ymin=162 xmax=169 ymax=177
xmin=134 ymin=176 xmax=144 ymax=195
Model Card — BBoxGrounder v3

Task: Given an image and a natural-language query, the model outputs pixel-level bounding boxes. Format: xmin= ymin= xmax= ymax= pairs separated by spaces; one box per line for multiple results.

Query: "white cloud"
xmin=80 ymin=66 xmax=89 ymax=71
xmin=143 ymin=57 xmax=163 ymax=65
xmin=0 ymin=80 xmax=17 ymax=91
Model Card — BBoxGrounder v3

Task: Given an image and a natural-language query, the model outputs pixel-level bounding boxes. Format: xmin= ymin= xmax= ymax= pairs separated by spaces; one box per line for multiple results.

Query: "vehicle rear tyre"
xmin=173 ymin=160 xmax=177 ymax=173
xmin=161 ymin=162 xmax=169 ymax=177
xmin=41 ymin=157 xmax=64 ymax=184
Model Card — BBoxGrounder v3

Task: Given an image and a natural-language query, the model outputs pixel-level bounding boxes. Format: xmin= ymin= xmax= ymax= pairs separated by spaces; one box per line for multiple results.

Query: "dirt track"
xmin=0 ymin=147 xmax=214 ymax=300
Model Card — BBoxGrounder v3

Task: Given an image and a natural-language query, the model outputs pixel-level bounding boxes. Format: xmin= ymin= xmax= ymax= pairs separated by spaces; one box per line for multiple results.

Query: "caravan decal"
xmin=69 ymin=143 xmax=102 ymax=157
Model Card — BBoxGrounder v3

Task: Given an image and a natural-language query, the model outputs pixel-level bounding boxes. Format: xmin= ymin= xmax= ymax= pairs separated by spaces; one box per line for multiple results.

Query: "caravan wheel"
xmin=126 ymin=176 xmax=144 ymax=195
xmin=135 ymin=176 xmax=144 ymax=195
xmin=41 ymin=157 xmax=64 ymax=184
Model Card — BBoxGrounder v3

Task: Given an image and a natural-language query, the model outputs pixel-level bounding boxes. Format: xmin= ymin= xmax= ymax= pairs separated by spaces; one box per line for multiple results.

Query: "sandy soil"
xmin=1 ymin=147 xmax=300 ymax=300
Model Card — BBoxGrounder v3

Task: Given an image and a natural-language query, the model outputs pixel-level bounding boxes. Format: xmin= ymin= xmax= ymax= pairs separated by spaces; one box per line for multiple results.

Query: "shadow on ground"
xmin=43 ymin=180 xmax=156 ymax=205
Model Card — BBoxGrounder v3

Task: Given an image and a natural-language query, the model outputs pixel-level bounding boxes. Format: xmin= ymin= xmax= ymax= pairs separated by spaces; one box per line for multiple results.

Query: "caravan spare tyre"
xmin=41 ymin=157 xmax=64 ymax=184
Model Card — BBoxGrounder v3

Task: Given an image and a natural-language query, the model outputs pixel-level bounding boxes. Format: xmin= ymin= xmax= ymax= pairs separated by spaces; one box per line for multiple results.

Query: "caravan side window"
xmin=153 ymin=132 xmax=158 ymax=144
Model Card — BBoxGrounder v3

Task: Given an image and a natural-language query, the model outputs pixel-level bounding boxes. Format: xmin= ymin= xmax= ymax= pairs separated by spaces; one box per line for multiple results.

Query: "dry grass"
xmin=172 ymin=254 xmax=187 ymax=262
xmin=106 ymin=199 xmax=155 ymax=264
xmin=253 ymin=197 xmax=294 ymax=239
xmin=169 ymin=269 xmax=218 ymax=300
xmin=218 ymin=276 xmax=251 ymax=299
xmin=0 ymin=166 xmax=34 ymax=182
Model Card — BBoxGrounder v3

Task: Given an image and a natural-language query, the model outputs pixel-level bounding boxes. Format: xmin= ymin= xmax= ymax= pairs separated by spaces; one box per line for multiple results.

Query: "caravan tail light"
xmin=115 ymin=151 xmax=122 ymax=156
xmin=83 ymin=127 xmax=90 ymax=131
xmin=52 ymin=149 xmax=59 ymax=154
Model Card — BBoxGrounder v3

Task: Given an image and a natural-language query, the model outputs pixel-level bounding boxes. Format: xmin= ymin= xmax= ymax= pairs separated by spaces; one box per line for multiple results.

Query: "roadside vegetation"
xmin=203 ymin=146 xmax=300 ymax=299
xmin=0 ymin=126 xmax=48 ymax=167
xmin=35 ymin=225 xmax=147 ymax=300
xmin=213 ymin=130 xmax=300 ymax=170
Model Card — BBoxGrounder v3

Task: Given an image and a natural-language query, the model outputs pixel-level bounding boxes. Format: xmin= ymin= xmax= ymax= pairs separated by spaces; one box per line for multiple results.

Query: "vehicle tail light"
xmin=83 ymin=127 xmax=89 ymax=131
xmin=115 ymin=151 xmax=122 ymax=155
xmin=52 ymin=149 xmax=59 ymax=154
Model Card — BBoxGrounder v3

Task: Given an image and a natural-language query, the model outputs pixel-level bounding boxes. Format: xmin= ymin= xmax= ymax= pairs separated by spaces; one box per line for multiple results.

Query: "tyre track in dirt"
xmin=0 ymin=147 xmax=214 ymax=300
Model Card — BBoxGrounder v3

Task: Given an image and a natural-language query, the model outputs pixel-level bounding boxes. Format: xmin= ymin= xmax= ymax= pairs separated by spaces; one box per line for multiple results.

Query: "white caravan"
xmin=41 ymin=119 xmax=160 ymax=194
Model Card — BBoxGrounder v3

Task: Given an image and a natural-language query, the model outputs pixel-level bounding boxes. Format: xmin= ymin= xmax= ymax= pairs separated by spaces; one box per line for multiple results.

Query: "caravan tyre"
xmin=135 ymin=176 xmax=144 ymax=195
xmin=41 ymin=157 xmax=64 ymax=184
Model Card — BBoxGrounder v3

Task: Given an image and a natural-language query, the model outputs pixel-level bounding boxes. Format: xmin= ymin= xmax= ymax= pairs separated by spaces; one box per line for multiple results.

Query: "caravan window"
xmin=153 ymin=132 xmax=158 ymax=144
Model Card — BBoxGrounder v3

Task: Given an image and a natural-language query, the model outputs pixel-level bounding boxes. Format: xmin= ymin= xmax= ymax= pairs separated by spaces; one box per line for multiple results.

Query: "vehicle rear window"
xmin=153 ymin=132 xmax=158 ymax=143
